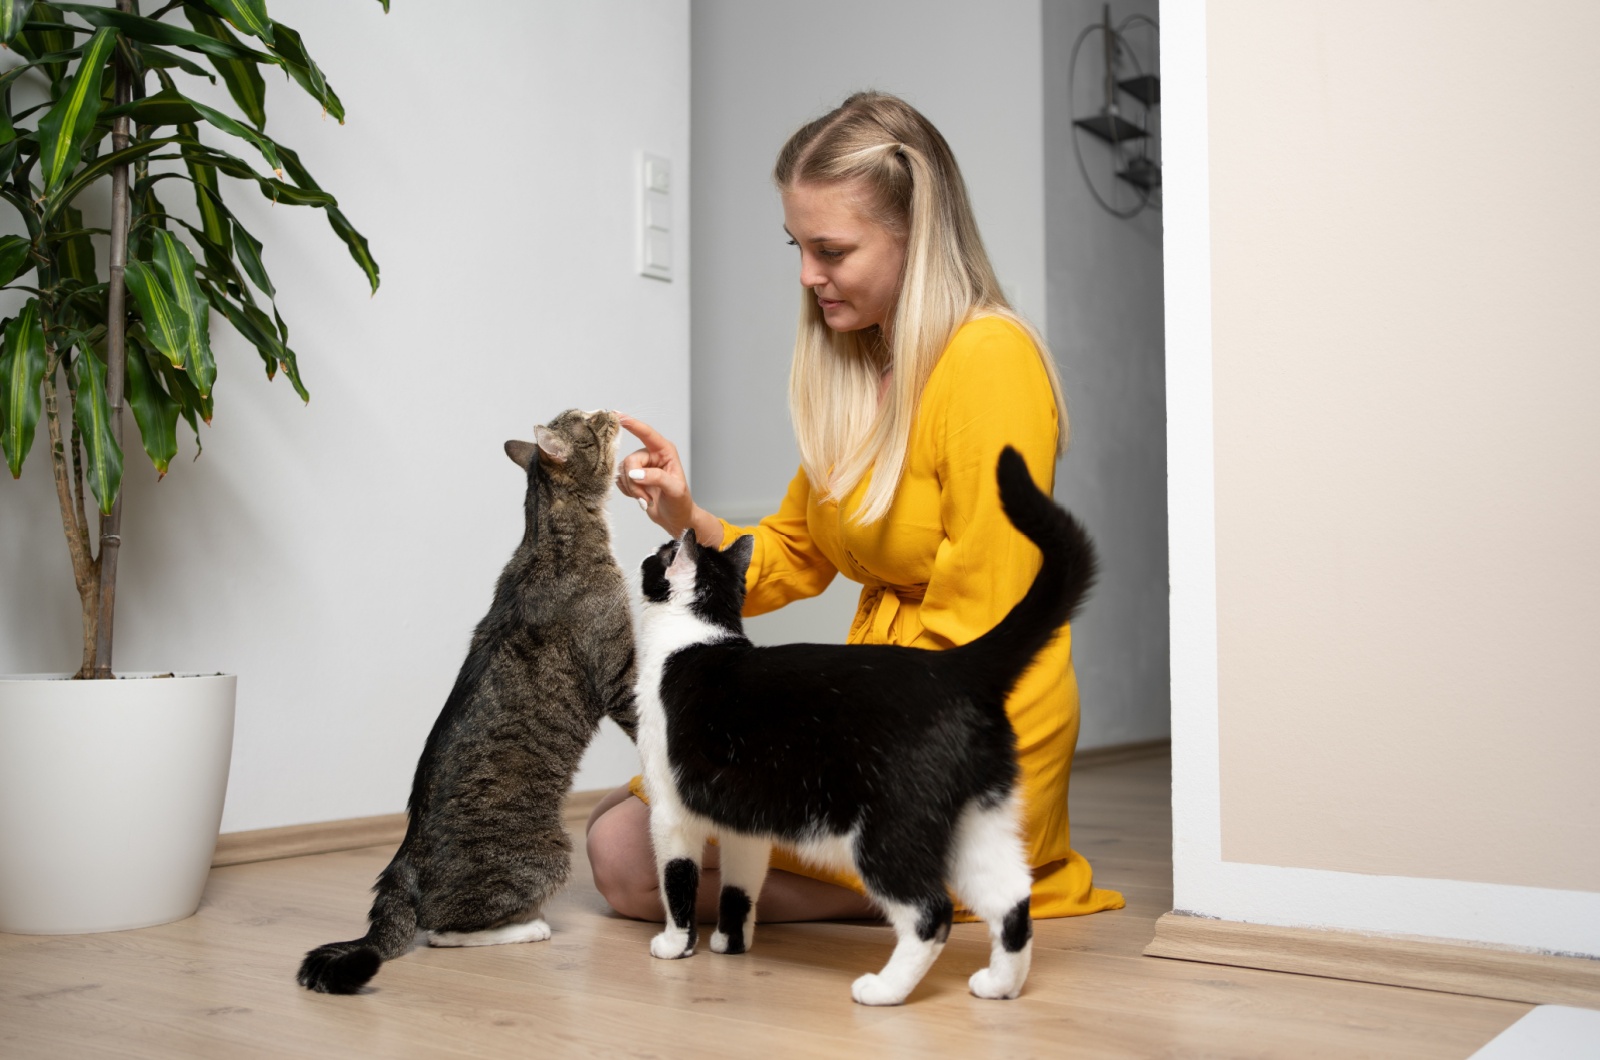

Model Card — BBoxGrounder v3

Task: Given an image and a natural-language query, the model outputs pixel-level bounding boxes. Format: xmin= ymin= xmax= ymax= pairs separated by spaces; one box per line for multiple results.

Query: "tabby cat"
xmin=298 ymin=408 xmax=637 ymax=994
xmin=634 ymin=446 xmax=1096 ymax=1005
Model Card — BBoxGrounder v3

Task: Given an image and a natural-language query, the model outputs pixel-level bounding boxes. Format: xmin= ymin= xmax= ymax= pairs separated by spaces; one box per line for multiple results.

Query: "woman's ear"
xmin=534 ymin=425 xmax=570 ymax=464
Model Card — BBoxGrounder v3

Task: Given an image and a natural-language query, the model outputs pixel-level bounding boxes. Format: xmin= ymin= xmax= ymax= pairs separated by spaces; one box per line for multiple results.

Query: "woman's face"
xmin=781 ymin=181 xmax=907 ymax=334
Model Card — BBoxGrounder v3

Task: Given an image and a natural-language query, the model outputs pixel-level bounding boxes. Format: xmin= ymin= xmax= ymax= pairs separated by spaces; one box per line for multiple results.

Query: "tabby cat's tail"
xmin=962 ymin=446 xmax=1098 ymax=680
xmin=296 ymin=852 xmax=420 ymax=994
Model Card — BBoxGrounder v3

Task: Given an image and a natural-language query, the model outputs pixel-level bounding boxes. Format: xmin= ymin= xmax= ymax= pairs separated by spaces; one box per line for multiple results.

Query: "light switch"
xmin=639 ymin=152 xmax=672 ymax=281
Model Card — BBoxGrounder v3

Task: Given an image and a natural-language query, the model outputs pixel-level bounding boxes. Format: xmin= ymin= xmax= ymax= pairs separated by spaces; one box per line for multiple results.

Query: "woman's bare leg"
xmin=585 ymin=785 xmax=879 ymax=923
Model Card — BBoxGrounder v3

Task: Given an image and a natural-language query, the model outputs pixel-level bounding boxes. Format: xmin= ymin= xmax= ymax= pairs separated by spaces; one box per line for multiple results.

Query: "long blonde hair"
xmin=775 ymin=91 xmax=1068 ymax=524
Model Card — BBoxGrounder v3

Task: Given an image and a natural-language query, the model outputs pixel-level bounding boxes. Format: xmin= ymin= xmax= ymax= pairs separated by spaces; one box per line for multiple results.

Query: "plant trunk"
xmin=91 ymin=4 xmax=135 ymax=679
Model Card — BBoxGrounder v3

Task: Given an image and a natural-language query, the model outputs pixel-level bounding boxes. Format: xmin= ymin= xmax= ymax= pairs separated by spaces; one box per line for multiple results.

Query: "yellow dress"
xmin=635 ymin=316 xmax=1124 ymax=921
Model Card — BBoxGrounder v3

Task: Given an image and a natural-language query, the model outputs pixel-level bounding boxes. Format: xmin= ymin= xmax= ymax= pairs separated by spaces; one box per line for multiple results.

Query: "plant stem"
xmin=42 ymin=358 xmax=99 ymax=678
xmin=92 ymin=0 xmax=135 ymax=679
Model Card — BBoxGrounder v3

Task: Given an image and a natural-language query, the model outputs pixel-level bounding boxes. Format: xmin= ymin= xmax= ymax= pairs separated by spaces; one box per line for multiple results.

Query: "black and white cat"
xmin=633 ymin=446 xmax=1097 ymax=1006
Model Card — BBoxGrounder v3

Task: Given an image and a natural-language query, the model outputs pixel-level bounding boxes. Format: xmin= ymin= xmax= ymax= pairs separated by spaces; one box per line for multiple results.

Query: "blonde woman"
xmin=586 ymin=91 xmax=1124 ymax=925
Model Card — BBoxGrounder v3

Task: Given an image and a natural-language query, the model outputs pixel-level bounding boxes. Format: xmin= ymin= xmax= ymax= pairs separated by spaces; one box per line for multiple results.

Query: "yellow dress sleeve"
xmin=914 ymin=320 xmax=1060 ymax=653
xmin=716 ymin=465 xmax=839 ymax=618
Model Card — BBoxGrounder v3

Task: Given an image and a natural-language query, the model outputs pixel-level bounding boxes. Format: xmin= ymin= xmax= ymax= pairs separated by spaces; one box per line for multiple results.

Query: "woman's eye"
xmin=820 ymin=249 xmax=844 ymax=260
xmin=786 ymin=238 xmax=798 ymax=247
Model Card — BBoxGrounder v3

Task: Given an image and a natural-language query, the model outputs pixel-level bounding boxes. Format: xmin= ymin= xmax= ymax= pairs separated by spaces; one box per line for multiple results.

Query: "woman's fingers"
xmin=619 ymin=414 xmax=679 ymax=462
xmin=625 ymin=466 xmax=685 ymax=498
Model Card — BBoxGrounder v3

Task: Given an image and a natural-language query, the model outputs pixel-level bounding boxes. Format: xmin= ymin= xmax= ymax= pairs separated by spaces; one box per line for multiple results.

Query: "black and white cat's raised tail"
xmin=634 ymin=445 xmax=1097 ymax=1006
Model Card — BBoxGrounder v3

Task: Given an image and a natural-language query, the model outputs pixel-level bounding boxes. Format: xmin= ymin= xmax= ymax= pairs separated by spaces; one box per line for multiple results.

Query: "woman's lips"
xmin=818 ymin=297 xmax=843 ymax=310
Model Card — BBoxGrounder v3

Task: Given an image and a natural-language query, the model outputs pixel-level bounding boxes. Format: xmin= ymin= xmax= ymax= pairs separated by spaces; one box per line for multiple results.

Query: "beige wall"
xmin=1209 ymin=0 xmax=1600 ymax=892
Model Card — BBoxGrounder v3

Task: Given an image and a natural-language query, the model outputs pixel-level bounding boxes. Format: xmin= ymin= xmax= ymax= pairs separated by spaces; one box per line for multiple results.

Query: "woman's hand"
xmin=615 ymin=415 xmax=725 ymax=548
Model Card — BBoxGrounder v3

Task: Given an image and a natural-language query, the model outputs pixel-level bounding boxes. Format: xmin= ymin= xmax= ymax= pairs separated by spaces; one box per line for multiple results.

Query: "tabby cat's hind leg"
xmin=710 ymin=832 xmax=770 ymax=955
xmin=948 ymin=796 xmax=1034 ymax=1000
xmin=427 ymin=917 xmax=552 ymax=947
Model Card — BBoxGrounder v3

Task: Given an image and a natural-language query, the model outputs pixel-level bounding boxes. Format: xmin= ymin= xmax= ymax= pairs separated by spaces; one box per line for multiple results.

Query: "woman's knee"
xmin=585 ymin=798 xmax=662 ymax=920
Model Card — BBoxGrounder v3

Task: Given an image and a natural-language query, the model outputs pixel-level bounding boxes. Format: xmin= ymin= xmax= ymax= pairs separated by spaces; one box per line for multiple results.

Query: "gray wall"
xmin=689 ymin=0 xmax=1169 ymax=749
xmin=1044 ymin=1 xmax=1170 ymax=747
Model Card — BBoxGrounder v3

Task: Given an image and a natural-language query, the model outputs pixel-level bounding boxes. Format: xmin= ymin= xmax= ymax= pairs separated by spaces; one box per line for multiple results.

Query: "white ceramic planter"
xmin=0 ymin=673 xmax=235 ymax=935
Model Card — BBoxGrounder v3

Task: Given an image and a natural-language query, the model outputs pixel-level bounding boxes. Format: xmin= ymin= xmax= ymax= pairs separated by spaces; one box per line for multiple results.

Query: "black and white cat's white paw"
xmin=650 ymin=927 xmax=696 ymax=960
xmin=968 ymin=962 xmax=1026 ymax=1000
xmin=428 ymin=918 xmax=552 ymax=948
xmin=850 ymin=972 xmax=913 ymax=1006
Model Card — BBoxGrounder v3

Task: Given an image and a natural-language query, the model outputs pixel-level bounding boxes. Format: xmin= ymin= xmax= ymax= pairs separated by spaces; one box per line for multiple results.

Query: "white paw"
xmin=520 ymin=919 xmax=553 ymax=943
xmin=968 ymin=967 xmax=1022 ymax=1000
xmin=851 ymin=972 xmax=909 ymax=1006
xmin=650 ymin=930 xmax=694 ymax=960
xmin=710 ymin=930 xmax=729 ymax=953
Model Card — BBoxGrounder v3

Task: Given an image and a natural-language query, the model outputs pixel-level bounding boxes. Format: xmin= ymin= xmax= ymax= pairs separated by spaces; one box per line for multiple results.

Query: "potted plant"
xmin=0 ymin=0 xmax=383 ymax=934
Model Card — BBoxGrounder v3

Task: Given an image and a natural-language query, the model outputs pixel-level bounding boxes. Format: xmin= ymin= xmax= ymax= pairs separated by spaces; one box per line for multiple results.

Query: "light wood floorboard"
xmin=0 ymin=754 xmax=1528 ymax=1058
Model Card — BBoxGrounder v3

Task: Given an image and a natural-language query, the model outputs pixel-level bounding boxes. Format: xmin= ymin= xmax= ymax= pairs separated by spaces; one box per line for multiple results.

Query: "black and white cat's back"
xmin=633 ymin=446 xmax=1097 ymax=1006
xmin=297 ymin=408 xmax=636 ymax=995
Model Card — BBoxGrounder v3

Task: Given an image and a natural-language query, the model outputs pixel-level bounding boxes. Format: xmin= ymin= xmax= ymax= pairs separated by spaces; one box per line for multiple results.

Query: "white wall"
xmin=1043 ymin=0 xmax=1169 ymax=749
xmin=0 ymin=1 xmax=689 ymax=831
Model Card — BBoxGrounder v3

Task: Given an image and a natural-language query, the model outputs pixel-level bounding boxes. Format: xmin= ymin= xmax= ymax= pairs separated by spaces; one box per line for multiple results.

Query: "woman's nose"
xmin=798 ymin=255 xmax=826 ymax=289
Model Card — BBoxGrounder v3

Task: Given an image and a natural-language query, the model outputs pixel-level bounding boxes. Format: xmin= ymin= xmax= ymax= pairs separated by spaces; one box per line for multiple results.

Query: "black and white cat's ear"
xmin=722 ymin=534 xmax=755 ymax=576
xmin=505 ymin=440 xmax=537 ymax=470
xmin=667 ymin=529 xmax=698 ymax=578
xmin=534 ymin=425 xmax=570 ymax=465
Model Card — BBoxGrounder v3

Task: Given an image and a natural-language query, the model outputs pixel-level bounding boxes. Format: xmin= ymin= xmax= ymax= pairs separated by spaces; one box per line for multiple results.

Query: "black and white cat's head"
xmin=504 ymin=408 xmax=620 ymax=500
xmin=639 ymin=530 xmax=755 ymax=635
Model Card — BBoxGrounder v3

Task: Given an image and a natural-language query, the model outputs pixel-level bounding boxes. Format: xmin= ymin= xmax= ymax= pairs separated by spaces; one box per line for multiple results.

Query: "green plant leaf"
xmin=15 ymin=5 xmax=72 ymax=90
xmin=374 ymin=0 xmax=389 ymax=12
xmin=264 ymin=20 xmax=343 ymax=123
xmin=186 ymin=95 xmax=282 ymax=175
xmin=182 ymin=7 xmax=268 ymax=130
xmin=181 ymin=142 xmax=336 ymax=206
xmin=123 ymin=334 xmax=179 ymax=476
xmin=0 ymin=234 xmax=34 ymax=287
xmin=231 ymin=215 xmax=273 ymax=298
xmin=123 ymin=259 xmax=191 ymax=373
xmin=48 ymin=138 xmax=185 ymax=219
xmin=36 ymin=26 xmax=119 ymax=199
xmin=325 ymin=207 xmax=379 ymax=295
xmin=132 ymin=41 xmax=219 ymax=83
xmin=54 ymin=3 xmax=271 ymax=63
xmin=70 ymin=340 xmax=122 ymax=515
xmin=0 ymin=0 xmax=33 ymax=45
xmin=199 ymin=0 xmax=273 ymax=46
xmin=0 ymin=299 xmax=47 ymax=478
xmin=148 ymin=230 xmax=216 ymax=398
xmin=101 ymin=89 xmax=203 ymax=127
xmin=52 ymin=206 xmax=97 ymax=284
xmin=134 ymin=325 xmax=209 ymax=434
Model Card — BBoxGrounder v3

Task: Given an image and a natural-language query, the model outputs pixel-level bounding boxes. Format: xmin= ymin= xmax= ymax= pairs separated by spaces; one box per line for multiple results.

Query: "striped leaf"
xmin=325 ymin=207 xmax=379 ymax=295
xmin=375 ymin=0 xmax=389 ymax=12
xmin=0 ymin=234 xmax=33 ymax=288
xmin=231 ymin=216 xmax=273 ymax=299
xmin=0 ymin=0 xmax=31 ymax=44
xmin=49 ymin=139 xmax=184 ymax=219
xmin=54 ymin=4 xmax=271 ymax=63
xmin=37 ymin=27 xmax=119 ymax=200
xmin=16 ymin=4 xmax=71 ymax=88
xmin=50 ymin=207 xmax=98 ymax=285
xmin=186 ymin=95 xmax=283 ymax=176
xmin=124 ymin=259 xmax=191 ymax=373
xmin=266 ymin=21 xmax=343 ymax=123
xmin=181 ymin=127 xmax=234 ymax=256
xmin=123 ymin=336 xmax=179 ymax=476
xmin=101 ymin=89 xmax=203 ymax=127
xmin=149 ymin=231 xmax=216 ymax=398
xmin=0 ymin=0 xmax=32 ymax=45
xmin=183 ymin=7 xmax=268 ymax=130
xmin=201 ymin=0 xmax=274 ymax=46
xmin=70 ymin=342 xmax=122 ymax=516
xmin=0 ymin=299 xmax=47 ymax=478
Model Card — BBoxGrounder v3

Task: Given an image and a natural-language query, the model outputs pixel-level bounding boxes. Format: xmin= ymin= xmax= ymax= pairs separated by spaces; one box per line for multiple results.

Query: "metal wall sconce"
xmin=1070 ymin=4 xmax=1161 ymax=219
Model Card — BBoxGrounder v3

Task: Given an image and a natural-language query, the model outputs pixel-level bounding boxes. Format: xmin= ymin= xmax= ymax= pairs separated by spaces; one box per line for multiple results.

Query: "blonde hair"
xmin=775 ymin=91 xmax=1068 ymax=524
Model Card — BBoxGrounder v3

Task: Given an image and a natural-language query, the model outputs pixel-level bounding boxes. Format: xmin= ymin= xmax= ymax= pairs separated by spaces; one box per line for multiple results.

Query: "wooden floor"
xmin=0 ymin=754 xmax=1528 ymax=1058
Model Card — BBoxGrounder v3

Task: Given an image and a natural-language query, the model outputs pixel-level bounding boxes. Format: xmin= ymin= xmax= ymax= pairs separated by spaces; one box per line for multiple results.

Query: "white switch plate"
xmin=639 ymin=152 xmax=671 ymax=281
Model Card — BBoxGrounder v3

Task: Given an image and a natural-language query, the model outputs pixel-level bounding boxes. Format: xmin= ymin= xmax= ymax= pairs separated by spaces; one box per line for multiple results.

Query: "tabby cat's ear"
xmin=534 ymin=425 xmax=570 ymax=464
xmin=505 ymin=440 xmax=537 ymax=470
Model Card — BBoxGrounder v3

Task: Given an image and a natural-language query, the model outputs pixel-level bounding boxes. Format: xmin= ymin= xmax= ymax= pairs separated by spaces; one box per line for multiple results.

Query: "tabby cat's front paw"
xmin=650 ymin=929 xmax=695 ymax=960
